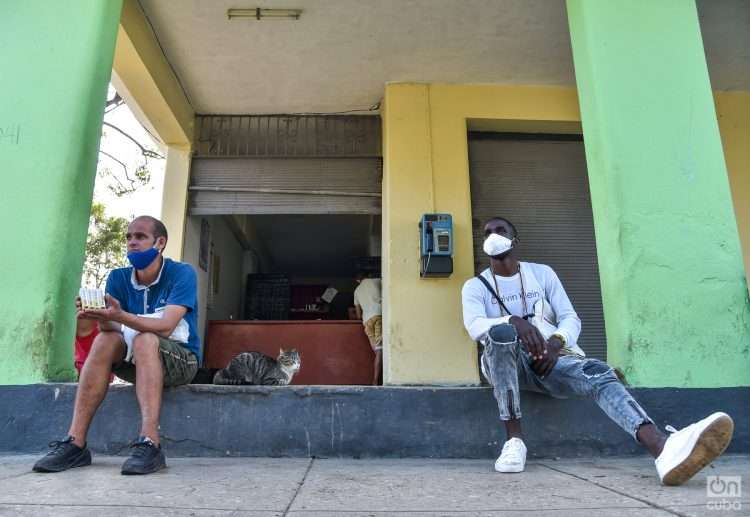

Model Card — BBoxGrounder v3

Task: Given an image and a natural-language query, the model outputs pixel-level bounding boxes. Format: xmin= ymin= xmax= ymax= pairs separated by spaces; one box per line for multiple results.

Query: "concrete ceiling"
xmin=138 ymin=0 xmax=749 ymax=115
xmin=250 ymin=214 xmax=370 ymax=276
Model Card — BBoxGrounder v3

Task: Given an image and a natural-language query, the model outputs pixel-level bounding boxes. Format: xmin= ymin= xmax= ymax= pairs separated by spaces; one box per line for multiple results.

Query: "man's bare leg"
xmin=132 ymin=333 xmax=164 ymax=445
xmin=68 ymin=331 xmax=125 ymax=447
xmin=637 ymin=423 xmax=667 ymax=458
xmin=372 ymin=349 xmax=382 ymax=386
xmin=504 ymin=418 xmax=523 ymax=440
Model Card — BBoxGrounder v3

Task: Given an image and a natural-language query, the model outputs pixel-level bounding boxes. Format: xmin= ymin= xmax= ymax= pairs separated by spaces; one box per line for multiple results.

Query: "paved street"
xmin=0 ymin=454 xmax=747 ymax=516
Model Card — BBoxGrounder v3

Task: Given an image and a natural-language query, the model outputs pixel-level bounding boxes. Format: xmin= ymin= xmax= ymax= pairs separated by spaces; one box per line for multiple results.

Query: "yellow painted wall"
xmin=382 ymin=83 xmax=581 ymax=385
xmin=382 ymin=83 xmax=750 ymax=385
xmin=715 ymin=91 xmax=750 ymax=279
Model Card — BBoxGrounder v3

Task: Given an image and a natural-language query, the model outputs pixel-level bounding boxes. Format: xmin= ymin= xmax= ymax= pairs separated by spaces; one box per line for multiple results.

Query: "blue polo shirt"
xmin=105 ymin=258 xmax=201 ymax=362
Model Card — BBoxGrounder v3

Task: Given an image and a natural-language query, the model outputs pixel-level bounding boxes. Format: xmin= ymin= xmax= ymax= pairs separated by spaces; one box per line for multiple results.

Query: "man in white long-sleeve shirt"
xmin=462 ymin=216 xmax=734 ymax=486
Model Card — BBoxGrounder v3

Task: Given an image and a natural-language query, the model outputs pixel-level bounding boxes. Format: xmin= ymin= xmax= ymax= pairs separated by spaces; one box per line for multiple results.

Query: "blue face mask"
xmin=127 ymin=247 xmax=160 ymax=270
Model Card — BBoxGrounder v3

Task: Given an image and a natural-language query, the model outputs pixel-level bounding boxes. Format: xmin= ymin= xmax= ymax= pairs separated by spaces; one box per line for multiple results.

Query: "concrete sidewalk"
xmin=0 ymin=454 xmax=747 ymax=516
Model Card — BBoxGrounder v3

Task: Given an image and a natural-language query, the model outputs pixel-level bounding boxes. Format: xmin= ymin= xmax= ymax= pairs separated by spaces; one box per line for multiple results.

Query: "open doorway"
xmin=183 ymin=115 xmax=383 ymax=385
xmin=183 ymin=213 xmax=381 ymax=385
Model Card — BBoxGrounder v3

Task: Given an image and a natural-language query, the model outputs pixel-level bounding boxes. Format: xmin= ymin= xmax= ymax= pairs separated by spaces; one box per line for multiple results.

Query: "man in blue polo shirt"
xmin=33 ymin=216 xmax=200 ymax=475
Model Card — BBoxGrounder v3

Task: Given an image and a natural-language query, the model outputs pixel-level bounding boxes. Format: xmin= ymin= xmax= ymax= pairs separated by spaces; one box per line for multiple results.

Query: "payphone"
xmin=419 ymin=214 xmax=453 ymax=277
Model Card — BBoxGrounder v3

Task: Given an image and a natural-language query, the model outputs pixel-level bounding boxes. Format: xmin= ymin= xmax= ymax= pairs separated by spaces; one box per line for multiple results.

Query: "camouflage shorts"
xmin=363 ymin=315 xmax=383 ymax=351
xmin=114 ymin=336 xmax=198 ymax=387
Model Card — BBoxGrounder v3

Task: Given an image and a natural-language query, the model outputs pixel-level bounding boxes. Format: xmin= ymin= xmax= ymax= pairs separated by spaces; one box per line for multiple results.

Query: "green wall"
xmin=0 ymin=1 xmax=123 ymax=383
xmin=567 ymin=0 xmax=750 ymax=387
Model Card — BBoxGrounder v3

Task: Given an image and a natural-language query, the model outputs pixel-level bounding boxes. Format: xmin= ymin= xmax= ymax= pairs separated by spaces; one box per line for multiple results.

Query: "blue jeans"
xmin=481 ymin=323 xmax=652 ymax=440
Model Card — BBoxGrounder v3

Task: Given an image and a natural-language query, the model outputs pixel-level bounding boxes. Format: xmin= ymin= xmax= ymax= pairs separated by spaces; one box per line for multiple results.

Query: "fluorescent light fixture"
xmin=227 ymin=8 xmax=302 ymax=20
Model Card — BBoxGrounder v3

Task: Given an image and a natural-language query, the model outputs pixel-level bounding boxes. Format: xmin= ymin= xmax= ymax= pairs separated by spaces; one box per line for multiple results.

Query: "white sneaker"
xmin=495 ymin=437 xmax=527 ymax=473
xmin=655 ymin=412 xmax=734 ymax=486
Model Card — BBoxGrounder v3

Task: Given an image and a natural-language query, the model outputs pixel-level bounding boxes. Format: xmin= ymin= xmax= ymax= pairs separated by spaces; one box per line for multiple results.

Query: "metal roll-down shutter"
xmin=189 ymin=157 xmax=382 ymax=215
xmin=468 ymin=134 xmax=607 ymax=360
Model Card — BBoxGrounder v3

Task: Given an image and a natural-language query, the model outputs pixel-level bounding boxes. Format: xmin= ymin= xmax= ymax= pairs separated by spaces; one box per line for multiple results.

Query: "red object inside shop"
xmin=205 ymin=320 xmax=375 ymax=385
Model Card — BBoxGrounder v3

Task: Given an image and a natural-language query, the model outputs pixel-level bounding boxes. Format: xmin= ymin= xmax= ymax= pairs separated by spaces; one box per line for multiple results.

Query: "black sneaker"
xmin=32 ymin=436 xmax=91 ymax=473
xmin=121 ymin=436 xmax=166 ymax=475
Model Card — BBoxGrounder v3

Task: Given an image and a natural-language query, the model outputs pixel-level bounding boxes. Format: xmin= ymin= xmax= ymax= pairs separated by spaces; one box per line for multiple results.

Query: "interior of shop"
xmin=183 ymin=213 xmax=382 ymax=385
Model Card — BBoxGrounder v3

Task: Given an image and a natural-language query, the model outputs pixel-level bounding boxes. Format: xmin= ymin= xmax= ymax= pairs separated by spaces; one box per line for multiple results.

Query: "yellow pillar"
xmin=382 ymin=84 xmax=478 ymax=385
xmin=161 ymin=145 xmax=192 ymax=259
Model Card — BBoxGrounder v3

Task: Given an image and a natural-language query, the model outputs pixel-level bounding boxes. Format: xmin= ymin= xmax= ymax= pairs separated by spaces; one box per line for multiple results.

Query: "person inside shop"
xmin=354 ymin=270 xmax=383 ymax=385
xmin=34 ymin=215 xmax=200 ymax=476
xmin=461 ymin=215 xmax=734 ymax=485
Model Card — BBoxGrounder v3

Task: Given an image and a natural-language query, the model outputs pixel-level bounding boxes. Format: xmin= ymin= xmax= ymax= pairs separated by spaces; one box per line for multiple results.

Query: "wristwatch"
xmin=551 ymin=332 xmax=568 ymax=347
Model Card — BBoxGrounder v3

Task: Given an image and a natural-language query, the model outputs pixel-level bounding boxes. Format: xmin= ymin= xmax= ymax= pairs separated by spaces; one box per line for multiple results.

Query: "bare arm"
xmin=81 ymin=295 xmax=187 ymax=338
xmin=116 ymin=305 xmax=187 ymax=337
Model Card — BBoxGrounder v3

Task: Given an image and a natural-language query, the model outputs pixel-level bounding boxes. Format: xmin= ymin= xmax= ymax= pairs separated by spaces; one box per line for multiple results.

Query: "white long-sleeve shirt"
xmin=461 ymin=262 xmax=584 ymax=356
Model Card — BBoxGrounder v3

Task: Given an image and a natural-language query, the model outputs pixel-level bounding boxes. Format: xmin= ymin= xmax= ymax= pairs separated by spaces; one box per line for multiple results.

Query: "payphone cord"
xmin=421 ymin=252 xmax=433 ymax=278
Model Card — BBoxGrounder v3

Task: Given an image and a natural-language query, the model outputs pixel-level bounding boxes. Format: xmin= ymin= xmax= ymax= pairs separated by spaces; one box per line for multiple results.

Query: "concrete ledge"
xmin=2 ymin=384 xmax=748 ymax=458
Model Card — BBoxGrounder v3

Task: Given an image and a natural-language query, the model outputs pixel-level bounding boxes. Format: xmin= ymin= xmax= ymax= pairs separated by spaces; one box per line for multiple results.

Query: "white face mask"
xmin=483 ymin=233 xmax=514 ymax=257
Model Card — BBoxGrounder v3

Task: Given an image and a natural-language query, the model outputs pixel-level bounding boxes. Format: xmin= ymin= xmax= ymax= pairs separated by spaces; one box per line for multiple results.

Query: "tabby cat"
xmin=213 ymin=348 xmax=301 ymax=386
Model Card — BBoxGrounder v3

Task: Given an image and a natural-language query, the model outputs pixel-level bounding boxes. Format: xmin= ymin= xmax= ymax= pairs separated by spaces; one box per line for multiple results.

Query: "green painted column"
xmin=0 ymin=1 xmax=123 ymax=383
xmin=567 ymin=0 xmax=750 ymax=387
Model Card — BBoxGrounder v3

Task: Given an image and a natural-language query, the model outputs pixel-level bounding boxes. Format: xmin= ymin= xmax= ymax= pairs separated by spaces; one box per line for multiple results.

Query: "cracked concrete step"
xmin=3 ymin=384 xmax=749 ymax=459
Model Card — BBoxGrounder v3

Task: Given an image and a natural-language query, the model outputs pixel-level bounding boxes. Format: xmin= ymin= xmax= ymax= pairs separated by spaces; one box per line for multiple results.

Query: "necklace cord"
xmin=491 ymin=262 xmax=527 ymax=317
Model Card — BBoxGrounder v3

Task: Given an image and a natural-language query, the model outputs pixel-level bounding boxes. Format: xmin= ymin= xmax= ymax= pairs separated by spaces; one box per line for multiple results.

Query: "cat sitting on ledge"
xmin=210 ymin=349 xmax=301 ymax=386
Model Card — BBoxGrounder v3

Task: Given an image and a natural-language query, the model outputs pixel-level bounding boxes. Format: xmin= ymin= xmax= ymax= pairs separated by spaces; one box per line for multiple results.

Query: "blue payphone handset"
xmin=419 ymin=214 xmax=453 ymax=277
